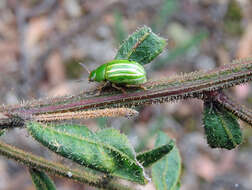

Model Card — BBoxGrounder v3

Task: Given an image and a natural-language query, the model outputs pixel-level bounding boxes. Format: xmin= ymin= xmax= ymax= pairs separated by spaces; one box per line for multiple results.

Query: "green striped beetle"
xmin=88 ymin=60 xmax=147 ymax=91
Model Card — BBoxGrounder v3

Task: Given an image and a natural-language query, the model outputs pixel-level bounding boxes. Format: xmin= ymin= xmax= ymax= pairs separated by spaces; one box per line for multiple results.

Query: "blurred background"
xmin=0 ymin=0 xmax=252 ymax=189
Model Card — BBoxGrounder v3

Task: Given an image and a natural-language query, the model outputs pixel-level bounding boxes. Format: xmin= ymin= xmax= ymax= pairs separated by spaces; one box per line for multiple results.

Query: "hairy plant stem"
xmin=34 ymin=108 xmax=138 ymax=122
xmin=0 ymin=140 xmax=134 ymax=190
xmin=0 ymin=58 xmax=251 ymax=126
xmin=215 ymin=92 xmax=252 ymax=125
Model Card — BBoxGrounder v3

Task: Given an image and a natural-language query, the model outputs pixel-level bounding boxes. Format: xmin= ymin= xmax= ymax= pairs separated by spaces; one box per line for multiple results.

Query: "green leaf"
xmin=203 ymin=101 xmax=242 ymax=150
xmin=115 ymin=26 xmax=167 ymax=65
xmin=0 ymin=130 xmax=5 ymax=136
xmin=29 ymin=168 xmax=56 ymax=190
xmin=151 ymin=131 xmax=181 ymax=190
xmin=137 ymin=142 xmax=174 ymax=168
xmin=27 ymin=122 xmax=148 ymax=184
xmin=174 ymin=181 xmax=181 ymax=190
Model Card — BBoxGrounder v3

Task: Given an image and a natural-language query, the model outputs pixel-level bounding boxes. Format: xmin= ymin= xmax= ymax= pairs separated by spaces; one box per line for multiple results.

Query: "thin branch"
xmin=0 ymin=58 xmax=251 ymax=128
xmin=18 ymin=58 xmax=252 ymax=113
xmin=34 ymin=108 xmax=138 ymax=122
xmin=214 ymin=92 xmax=252 ymax=125
xmin=0 ymin=140 xmax=135 ymax=190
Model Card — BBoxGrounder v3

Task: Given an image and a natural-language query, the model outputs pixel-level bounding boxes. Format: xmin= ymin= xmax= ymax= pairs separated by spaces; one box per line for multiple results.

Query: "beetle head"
xmin=88 ymin=70 xmax=96 ymax=82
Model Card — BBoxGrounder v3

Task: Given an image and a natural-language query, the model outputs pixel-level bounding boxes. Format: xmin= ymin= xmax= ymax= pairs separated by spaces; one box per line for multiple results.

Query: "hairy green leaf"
xmin=137 ymin=142 xmax=174 ymax=168
xmin=203 ymin=101 xmax=242 ymax=150
xmin=27 ymin=122 xmax=148 ymax=184
xmin=152 ymin=131 xmax=181 ymax=190
xmin=115 ymin=26 xmax=167 ymax=65
xmin=174 ymin=182 xmax=181 ymax=190
xmin=0 ymin=130 xmax=5 ymax=136
xmin=29 ymin=168 xmax=56 ymax=190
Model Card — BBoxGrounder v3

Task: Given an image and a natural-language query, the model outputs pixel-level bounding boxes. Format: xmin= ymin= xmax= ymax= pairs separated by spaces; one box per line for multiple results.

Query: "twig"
xmin=214 ymin=92 xmax=252 ymax=125
xmin=34 ymin=108 xmax=138 ymax=122
xmin=0 ymin=140 xmax=135 ymax=190
xmin=0 ymin=58 xmax=251 ymax=128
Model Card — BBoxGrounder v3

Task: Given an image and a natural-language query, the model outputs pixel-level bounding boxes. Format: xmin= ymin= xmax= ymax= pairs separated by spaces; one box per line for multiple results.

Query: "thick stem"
xmin=215 ymin=92 xmax=252 ymax=125
xmin=0 ymin=58 xmax=252 ymax=128
xmin=0 ymin=141 xmax=134 ymax=190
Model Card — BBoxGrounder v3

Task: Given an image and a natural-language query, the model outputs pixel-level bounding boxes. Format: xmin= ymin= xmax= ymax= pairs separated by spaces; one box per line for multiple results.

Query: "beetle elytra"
xmin=88 ymin=60 xmax=147 ymax=86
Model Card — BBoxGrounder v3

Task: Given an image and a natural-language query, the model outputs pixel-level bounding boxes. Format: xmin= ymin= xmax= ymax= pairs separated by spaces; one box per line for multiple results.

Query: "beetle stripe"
xmin=107 ymin=70 xmax=145 ymax=77
xmin=123 ymin=77 xmax=146 ymax=84
xmin=107 ymin=74 xmax=147 ymax=84
xmin=108 ymin=74 xmax=143 ymax=78
xmin=107 ymin=67 xmax=144 ymax=75
xmin=108 ymin=75 xmax=144 ymax=80
xmin=89 ymin=60 xmax=147 ymax=85
xmin=107 ymin=68 xmax=143 ymax=75
xmin=108 ymin=78 xmax=146 ymax=84
xmin=107 ymin=63 xmax=145 ymax=73
xmin=109 ymin=63 xmax=144 ymax=70
xmin=108 ymin=73 xmax=145 ymax=78
xmin=123 ymin=77 xmax=146 ymax=81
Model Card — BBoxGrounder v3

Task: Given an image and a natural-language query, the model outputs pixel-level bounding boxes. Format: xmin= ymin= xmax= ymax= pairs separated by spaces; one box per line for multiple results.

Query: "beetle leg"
xmin=125 ymin=84 xmax=147 ymax=90
xmin=112 ymin=83 xmax=127 ymax=93
xmin=95 ymin=81 xmax=109 ymax=95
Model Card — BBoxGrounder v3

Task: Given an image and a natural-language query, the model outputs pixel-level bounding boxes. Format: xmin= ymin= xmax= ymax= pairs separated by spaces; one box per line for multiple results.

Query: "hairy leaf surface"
xmin=115 ymin=26 xmax=167 ymax=65
xmin=27 ymin=122 xmax=147 ymax=184
xmin=151 ymin=131 xmax=181 ymax=190
xmin=203 ymin=101 xmax=242 ymax=150
xmin=29 ymin=168 xmax=56 ymax=190
xmin=137 ymin=142 xmax=174 ymax=168
xmin=0 ymin=130 xmax=5 ymax=136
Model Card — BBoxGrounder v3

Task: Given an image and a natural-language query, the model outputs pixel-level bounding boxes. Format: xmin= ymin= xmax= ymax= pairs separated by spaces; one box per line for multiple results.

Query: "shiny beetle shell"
xmin=88 ymin=60 xmax=147 ymax=85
